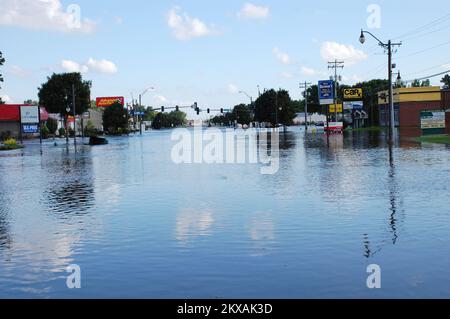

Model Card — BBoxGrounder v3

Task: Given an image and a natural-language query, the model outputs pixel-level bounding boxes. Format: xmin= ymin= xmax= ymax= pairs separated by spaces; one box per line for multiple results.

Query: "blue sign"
xmin=318 ymin=80 xmax=334 ymax=105
xmin=22 ymin=124 xmax=39 ymax=134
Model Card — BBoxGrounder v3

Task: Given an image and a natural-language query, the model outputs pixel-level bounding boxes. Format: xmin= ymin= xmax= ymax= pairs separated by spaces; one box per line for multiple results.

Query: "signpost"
xmin=318 ymin=80 xmax=334 ymax=105
xmin=420 ymin=110 xmax=446 ymax=135
xmin=329 ymin=104 xmax=343 ymax=113
xmin=343 ymin=88 xmax=363 ymax=100
xmin=20 ymin=105 xmax=41 ymax=142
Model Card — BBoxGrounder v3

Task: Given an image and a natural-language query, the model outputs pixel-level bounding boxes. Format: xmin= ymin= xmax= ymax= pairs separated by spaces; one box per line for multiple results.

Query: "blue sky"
xmin=1 ymin=0 xmax=450 ymax=117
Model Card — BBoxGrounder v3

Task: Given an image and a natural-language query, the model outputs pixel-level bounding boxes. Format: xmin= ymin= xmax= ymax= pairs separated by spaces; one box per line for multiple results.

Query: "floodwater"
xmin=0 ymin=128 xmax=449 ymax=298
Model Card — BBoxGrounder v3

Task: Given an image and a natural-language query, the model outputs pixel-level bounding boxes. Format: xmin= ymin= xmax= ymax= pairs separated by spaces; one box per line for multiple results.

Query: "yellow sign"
xmin=329 ymin=104 xmax=343 ymax=113
xmin=343 ymin=88 xmax=363 ymax=100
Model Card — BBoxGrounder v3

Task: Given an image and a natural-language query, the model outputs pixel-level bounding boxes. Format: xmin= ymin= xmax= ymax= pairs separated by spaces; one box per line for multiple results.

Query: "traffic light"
xmin=220 ymin=108 xmax=224 ymax=114
xmin=196 ymin=108 xmax=200 ymax=115
xmin=207 ymin=108 xmax=210 ymax=114
xmin=176 ymin=105 xmax=179 ymax=112
xmin=194 ymin=102 xmax=198 ymax=108
xmin=161 ymin=106 xmax=165 ymax=112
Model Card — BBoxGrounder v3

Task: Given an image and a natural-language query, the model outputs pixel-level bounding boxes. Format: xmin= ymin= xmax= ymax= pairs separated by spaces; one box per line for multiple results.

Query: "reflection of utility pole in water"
xmin=388 ymin=146 xmax=398 ymax=244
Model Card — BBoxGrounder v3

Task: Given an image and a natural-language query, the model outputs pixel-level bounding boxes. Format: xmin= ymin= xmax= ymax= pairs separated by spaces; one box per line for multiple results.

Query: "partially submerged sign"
xmin=329 ymin=104 xmax=343 ymax=113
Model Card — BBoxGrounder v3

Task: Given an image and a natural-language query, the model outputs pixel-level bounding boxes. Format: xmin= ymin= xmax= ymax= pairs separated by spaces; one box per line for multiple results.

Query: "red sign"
xmin=96 ymin=96 xmax=125 ymax=108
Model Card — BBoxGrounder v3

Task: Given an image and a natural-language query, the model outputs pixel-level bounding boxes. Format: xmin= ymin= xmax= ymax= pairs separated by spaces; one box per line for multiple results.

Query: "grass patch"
xmin=346 ymin=126 xmax=386 ymax=132
xmin=415 ymin=134 xmax=450 ymax=145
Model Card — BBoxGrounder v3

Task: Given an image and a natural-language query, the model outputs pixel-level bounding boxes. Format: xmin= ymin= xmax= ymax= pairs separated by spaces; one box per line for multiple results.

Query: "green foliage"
xmin=254 ymin=89 xmax=295 ymax=126
xmin=0 ymin=51 xmax=4 ymax=91
xmin=441 ymin=75 xmax=450 ymax=89
xmin=46 ymin=118 xmax=58 ymax=135
xmin=84 ymin=120 xmax=97 ymax=137
xmin=411 ymin=79 xmax=431 ymax=87
xmin=0 ymin=138 xmax=23 ymax=151
xmin=58 ymin=127 xmax=66 ymax=137
xmin=102 ymin=102 xmax=128 ymax=134
xmin=38 ymin=72 xmax=91 ymax=116
xmin=144 ymin=107 xmax=157 ymax=121
xmin=41 ymin=124 xmax=50 ymax=139
xmin=151 ymin=111 xmax=187 ymax=129
xmin=0 ymin=131 xmax=12 ymax=141
xmin=231 ymin=104 xmax=253 ymax=125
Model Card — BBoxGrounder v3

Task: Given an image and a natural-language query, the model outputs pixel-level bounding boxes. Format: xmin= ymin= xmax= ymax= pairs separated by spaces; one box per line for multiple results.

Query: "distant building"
xmin=377 ymin=87 xmax=446 ymax=135
xmin=293 ymin=113 xmax=327 ymax=125
xmin=0 ymin=104 xmax=49 ymax=139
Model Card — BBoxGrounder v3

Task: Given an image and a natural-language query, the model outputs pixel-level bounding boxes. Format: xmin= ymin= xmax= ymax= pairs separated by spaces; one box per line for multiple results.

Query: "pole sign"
xmin=343 ymin=88 xmax=363 ymax=100
xmin=20 ymin=105 xmax=39 ymax=123
xmin=22 ymin=124 xmax=39 ymax=134
xmin=329 ymin=104 xmax=343 ymax=113
xmin=96 ymin=97 xmax=125 ymax=108
xmin=420 ymin=110 xmax=445 ymax=134
xmin=318 ymin=80 xmax=334 ymax=105
xmin=20 ymin=105 xmax=40 ymax=134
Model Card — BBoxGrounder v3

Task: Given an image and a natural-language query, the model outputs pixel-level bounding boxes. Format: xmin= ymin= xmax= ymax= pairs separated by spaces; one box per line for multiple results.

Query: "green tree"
xmin=441 ymin=74 xmax=450 ymax=89
xmin=151 ymin=111 xmax=187 ymax=129
xmin=102 ymin=102 xmax=128 ymax=134
xmin=232 ymin=104 xmax=252 ymax=125
xmin=411 ymin=79 xmax=431 ymax=87
xmin=0 ymin=51 xmax=5 ymax=104
xmin=144 ymin=107 xmax=157 ymax=122
xmin=38 ymin=72 xmax=92 ymax=117
xmin=254 ymin=89 xmax=296 ymax=126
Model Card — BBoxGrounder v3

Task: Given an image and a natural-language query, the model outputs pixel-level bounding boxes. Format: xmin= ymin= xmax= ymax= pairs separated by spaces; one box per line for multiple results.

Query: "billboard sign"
xmin=420 ymin=110 xmax=445 ymax=130
xmin=343 ymin=88 xmax=363 ymax=100
xmin=318 ymin=80 xmax=334 ymax=105
xmin=20 ymin=105 xmax=39 ymax=124
xmin=96 ymin=97 xmax=125 ymax=108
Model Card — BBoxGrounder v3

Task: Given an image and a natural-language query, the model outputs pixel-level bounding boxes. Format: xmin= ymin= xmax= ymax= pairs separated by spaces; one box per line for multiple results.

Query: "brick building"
xmin=377 ymin=87 xmax=445 ymax=135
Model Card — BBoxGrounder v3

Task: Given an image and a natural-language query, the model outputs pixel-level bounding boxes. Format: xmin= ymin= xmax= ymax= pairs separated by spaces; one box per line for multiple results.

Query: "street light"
xmin=138 ymin=86 xmax=155 ymax=135
xmin=359 ymin=29 xmax=402 ymax=145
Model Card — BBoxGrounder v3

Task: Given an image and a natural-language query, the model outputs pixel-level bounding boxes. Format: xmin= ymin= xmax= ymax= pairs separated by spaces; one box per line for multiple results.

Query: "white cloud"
xmin=237 ymin=3 xmax=270 ymax=19
xmin=86 ymin=58 xmax=118 ymax=74
xmin=300 ymin=66 xmax=316 ymax=76
xmin=281 ymin=72 xmax=294 ymax=79
xmin=320 ymin=41 xmax=368 ymax=66
xmin=115 ymin=16 xmax=124 ymax=25
xmin=61 ymin=60 xmax=88 ymax=73
xmin=227 ymin=84 xmax=239 ymax=94
xmin=0 ymin=95 xmax=12 ymax=103
xmin=443 ymin=64 xmax=450 ymax=69
xmin=167 ymin=7 xmax=216 ymax=41
xmin=342 ymin=74 xmax=363 ymax=84
xmin=154 ymin=95 xmax=168 ymax=103
xmin=8 ymin=65 xmax=30 ymax=77
xmin=0 ymin=0 xmax=95 ymax=33
xmin=300 ymin=66 xmax=327 ymax=77
xmin=273 ymin=47 xmax=291 ymax=65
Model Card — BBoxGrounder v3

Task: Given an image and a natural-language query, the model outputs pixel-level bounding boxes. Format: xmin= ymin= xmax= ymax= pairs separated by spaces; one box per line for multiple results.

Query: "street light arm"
xmin=361 ymin=29 xmax=387 ymax=47
xmin=140 ymin=86 xmax=155 ymax=97
xmin=239 ymin=91 xmax=251 ymax=100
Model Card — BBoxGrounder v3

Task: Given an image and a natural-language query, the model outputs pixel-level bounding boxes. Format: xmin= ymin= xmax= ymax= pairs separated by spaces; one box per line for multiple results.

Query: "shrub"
xmin=3 ymin=138 xmax=18 ymax=146
xmin=58 ymin=127 xmax=66 ymax=137
xmin=84 ymin=120 xmax=96 ymax=137
xmin=47 ymin=118 xmax=58 ymax=135
xmin=41 ymin=124 xmax=50 ymax=139
xmin=1 ymin=131 xmax=12 ymax=141
xmin=68 ymin=127 xmax=75 ymax=137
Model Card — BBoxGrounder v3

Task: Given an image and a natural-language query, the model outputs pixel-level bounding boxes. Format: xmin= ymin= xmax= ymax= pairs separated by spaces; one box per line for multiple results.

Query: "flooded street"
xmin=0 ymin=128 xmax=449 ymax=298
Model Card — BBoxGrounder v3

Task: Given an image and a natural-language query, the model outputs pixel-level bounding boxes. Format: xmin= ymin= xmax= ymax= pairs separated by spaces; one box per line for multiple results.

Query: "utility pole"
xmin=359 ymin=30 xmax=401 ymax=145
xmin=72 ymin=84 xmax=76 ymax=147
xmin=328 ymin=60 xmax=344 ymax=122
xmin=139 ymin=94 xmax=142 ymax=135
xmin=299 ymin=82 xmax=312 ymax=131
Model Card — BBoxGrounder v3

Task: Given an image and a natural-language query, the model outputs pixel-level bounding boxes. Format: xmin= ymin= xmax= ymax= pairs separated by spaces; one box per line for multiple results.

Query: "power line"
xmin=392 ymin=13 xmax=450 ymax=40
xmin=395 ymin=39 xmax=450 ymax=60
xmin=404 ymin=69 xmax=450 ymax=83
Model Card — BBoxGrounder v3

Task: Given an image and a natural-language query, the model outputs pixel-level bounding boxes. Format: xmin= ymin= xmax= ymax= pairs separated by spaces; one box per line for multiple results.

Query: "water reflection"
xmin=175 ymin=207 xmax=215 ymax=245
